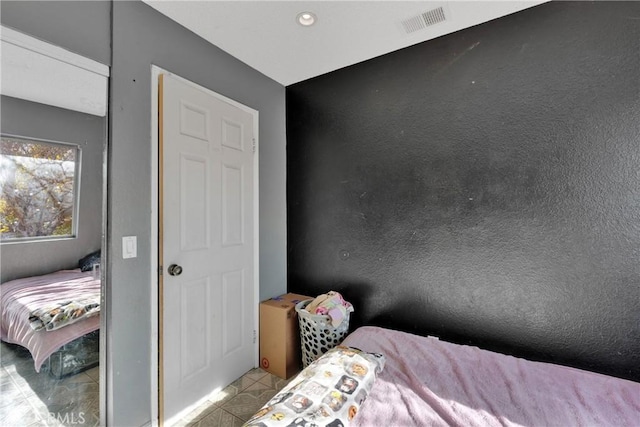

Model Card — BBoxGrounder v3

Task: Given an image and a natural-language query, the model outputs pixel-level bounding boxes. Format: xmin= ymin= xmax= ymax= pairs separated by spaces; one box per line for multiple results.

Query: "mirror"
xmin=0 ymin=24 xmax=108 ymax=426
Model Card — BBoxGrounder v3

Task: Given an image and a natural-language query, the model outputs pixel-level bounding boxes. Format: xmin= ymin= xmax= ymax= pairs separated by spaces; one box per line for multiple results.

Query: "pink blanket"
xmin=343 ymin=326 xmax=640 ymax=427
xmin=1 ymin=269 xmax=100 ymax=372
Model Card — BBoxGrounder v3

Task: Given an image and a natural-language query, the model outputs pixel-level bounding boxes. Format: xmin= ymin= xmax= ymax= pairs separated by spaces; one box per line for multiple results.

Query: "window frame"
xmin=0 ymin=134 xmax=82 ymax=244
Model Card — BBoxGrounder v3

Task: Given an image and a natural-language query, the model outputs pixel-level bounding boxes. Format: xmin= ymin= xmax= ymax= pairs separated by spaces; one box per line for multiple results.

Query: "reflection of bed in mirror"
xmin=1 ymin=265 xmax=101 ymax=378
xmin=1 ymin=24 xmax=109 ymax=383
xmin=0 ymin=16 xmax=109 ymax=427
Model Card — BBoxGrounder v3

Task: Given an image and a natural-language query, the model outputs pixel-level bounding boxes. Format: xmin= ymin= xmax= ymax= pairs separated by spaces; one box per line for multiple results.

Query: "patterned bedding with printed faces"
xmin=245 ymin=346 xmax=385 ymax=427
xmin=29 ymin=295 xmax=100 ymax=332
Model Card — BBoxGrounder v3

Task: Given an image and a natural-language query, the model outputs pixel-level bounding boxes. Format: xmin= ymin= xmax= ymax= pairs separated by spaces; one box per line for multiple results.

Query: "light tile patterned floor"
xmin=1 ymin=339 xmax=290 ymax=427
xmin=175 ymin=368 xmax=292 ymax=427
xmin=0 ymin=341 xmax=99 ymax=427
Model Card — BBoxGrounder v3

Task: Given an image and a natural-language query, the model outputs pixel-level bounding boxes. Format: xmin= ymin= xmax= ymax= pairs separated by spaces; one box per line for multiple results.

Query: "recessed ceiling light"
xmin=297 ymin=12 xmax=317 ymax=27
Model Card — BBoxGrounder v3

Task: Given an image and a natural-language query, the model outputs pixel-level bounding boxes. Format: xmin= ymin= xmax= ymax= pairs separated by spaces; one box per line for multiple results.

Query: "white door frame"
xmin=150 ymin=65 xmax=260 ymax=426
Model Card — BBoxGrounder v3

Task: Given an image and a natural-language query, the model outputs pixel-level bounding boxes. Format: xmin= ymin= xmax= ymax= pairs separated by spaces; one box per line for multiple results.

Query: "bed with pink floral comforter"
xmin=342 ymin=326 xmax=640 ymax=427
xmin=0 ymin=269 xmax=100 ymax=372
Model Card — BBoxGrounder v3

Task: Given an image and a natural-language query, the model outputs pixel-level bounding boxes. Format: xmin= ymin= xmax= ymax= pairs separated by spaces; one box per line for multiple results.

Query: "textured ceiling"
xmin=143 ymin=1 xmax=546 ymax=86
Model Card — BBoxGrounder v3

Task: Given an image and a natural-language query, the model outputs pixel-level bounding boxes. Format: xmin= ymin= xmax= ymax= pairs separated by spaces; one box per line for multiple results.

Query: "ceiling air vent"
xmin=401 ymin=7 xmax=447 ymax=34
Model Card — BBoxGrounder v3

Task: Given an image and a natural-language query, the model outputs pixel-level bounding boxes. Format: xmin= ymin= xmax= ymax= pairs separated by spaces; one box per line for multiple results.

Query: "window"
xmin=0 ymin=135 xmax=81 ymax=242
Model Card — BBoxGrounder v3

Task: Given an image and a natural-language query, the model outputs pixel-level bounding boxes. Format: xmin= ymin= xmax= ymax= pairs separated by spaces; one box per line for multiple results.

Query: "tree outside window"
xmin=0 ymin=136 xmax=80 ymax=242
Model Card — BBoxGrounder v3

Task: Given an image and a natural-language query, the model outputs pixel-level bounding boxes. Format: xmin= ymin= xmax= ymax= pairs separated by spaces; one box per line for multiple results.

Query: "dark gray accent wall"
xmin=110 ymin=1 xmax=286 ymax=424
xmin=287 ymin=1 xmax=640 ymax=382
xmin=1 ymin=96 xmax=105 ymax=283
xmin=1 ymin=0 xmax=111 ymax=66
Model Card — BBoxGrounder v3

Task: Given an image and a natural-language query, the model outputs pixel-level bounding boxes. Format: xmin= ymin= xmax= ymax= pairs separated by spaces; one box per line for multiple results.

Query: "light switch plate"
xmin=122 ymin=236 xmax=137 ymax=259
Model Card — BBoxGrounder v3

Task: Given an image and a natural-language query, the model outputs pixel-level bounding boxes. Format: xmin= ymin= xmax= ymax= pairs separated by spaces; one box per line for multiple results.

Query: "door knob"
xmin=168 ymin=264 xmax=183 ymax=276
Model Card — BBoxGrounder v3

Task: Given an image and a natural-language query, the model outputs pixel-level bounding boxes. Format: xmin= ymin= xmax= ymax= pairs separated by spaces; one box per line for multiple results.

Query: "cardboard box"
xmin=259 ymin=293 xmax=312 ymax=379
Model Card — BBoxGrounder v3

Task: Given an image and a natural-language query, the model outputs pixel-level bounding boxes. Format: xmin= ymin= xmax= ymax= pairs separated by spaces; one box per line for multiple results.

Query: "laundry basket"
xmin=295 ymin=299 xmax=351 ymax=367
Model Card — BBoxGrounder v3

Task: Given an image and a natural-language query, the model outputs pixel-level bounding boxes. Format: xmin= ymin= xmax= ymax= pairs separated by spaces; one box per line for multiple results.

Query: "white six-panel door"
xmin=159 ymin=73 xmax=255 ymax=422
